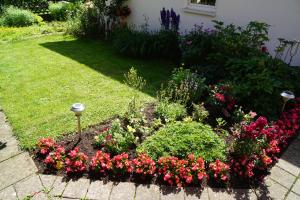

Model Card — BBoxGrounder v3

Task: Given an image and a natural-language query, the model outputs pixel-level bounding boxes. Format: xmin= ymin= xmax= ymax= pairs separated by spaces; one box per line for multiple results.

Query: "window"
xmin=183 ymin=0 xmax=216 ymax=16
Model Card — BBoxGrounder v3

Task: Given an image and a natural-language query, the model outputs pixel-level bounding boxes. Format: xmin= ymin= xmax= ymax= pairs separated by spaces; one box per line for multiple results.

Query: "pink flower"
xmin=215 ymin=93 xmax=225 ymax=102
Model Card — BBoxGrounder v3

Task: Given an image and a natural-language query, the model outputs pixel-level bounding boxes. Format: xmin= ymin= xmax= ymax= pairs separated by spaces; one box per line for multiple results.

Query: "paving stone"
xmin=0 ymin=136 xmax=21 ymax=162
xmin=0 ymin=123 xmax=14 ymax=140
xmin=14 ymin=175 xmax=45 ymax=200
xmin=135 ymin=184 xmax=160 ymax=200
xmin=0 ymin=186 xmax=17 ymax=200
xmin=0 ymin=152 xmax=37 ymax=190
xmin=62 ymin=178 xmax=90 ymax=199
xmin=184 ymin=187 xmax=209 ymax=200
xmin=39 ymin=174 xmax=57 ymax=190
xmin=50 ymin=176 xmax=68 ymax=197
xmin=86 ymin=180 xmax=112 ymax=200
xmin=269 ymin=166 xmax=296 ymax=189
xmin=276 ymin=158 xmax=300 ymax=176
xmin=286 ymin=191 xmax=300 ymax=200
xmin=110 ymin=182 xmax=136 ymax=200
xmin=207 ymin=188 xmax=239 ymax=200
xmin=255 ymin=178 xmax=288 ymax=200
xmin=160 ymin=186 xmax=185 ymax=200
xmin=292 ymin=179 xmax=300 ymax=195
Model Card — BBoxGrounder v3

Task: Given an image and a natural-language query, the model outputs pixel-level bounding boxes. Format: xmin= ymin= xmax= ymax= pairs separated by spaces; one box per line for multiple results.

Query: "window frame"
xmin=183 ymin=0 xmax=216 ymax=16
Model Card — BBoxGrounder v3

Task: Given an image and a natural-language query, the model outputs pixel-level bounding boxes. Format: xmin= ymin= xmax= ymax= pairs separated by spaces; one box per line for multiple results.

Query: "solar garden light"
xmin=280 ymin=91 xmax=295 ymax=112
xmin=70 ymin=103 xmax=85 ymax=134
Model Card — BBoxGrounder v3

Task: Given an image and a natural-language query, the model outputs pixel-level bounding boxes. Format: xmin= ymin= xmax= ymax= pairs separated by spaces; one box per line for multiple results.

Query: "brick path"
xmin=0 ymin=110 xmax=299 ymax=200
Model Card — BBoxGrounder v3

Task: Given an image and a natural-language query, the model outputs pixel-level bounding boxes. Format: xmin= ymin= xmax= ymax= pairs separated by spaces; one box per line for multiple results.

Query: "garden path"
xmin=0 ymin=109 xmax=299 ymax=200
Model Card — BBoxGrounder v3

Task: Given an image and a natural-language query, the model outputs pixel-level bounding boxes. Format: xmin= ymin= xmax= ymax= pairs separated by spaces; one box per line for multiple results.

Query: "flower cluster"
xmin=209 ymin=82 xmax=236 ymax=117
xmin=160 ymin=8 xmax=180 ymax=31
xmin=231 ymin=99 xmax=300 ymax=180
xmin=158 ymin=154 xmax=206 ymax=187
xmin=37 ymin=137 xmax=56 ymax=155
xmin=209 ymin=159 xmax=230 ymax=182
xmin=240 ymin=116 xmax=268 ymax=139
xmin=44 ymin=145 xmax=65 ymax=170
xmin=132 ymin=154 xmax=156 ymax=176
xmin=90 ymin=151 xmax=112 ymax=174
xmin=111 ymin=153 xmax=133 ymax=175
xmin=65 ymin=147 xmax=88 ymax=174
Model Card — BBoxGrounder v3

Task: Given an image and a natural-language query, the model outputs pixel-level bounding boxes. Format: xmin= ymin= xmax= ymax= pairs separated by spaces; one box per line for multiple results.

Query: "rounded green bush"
xmin=137 ymin=121 xmax=226 ymax=162
xmin=0 ymin=6 xmax=40 ymax=27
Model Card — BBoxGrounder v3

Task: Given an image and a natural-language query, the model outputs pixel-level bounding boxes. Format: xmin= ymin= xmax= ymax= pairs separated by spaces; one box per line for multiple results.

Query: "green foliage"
xmin=137 ymin=121 xmax=226 ymax=162
xmin=228 ymin=55 xmax=298 ymax=116
xmin=67 ymin=0 xmax=107 ymax=37
xmin=0 ymin=22 xmax=67 ymax=43
xmin=157 ymin=68 xmax=206 ymax=105
xmin=124 ymin=67 xmax=146 ymax=91
xmin=192 ymin=103 xmax=208 ymax=122
xmin=49 ymin=2 xmax=80 ymax=21
xmin=156 ymin=101 xmax=186 ymax=122
xmin=182 ymin=20 xmax=299 ymax=117
xmin=0 ymin=6 xmax=41 ymax=27
xmin=0 ymin=0 xmax=48 ymax=13
xmin=112 ymin=27 xmax=180 ymax=60
xmin=94 ymin=119 xmax=135 ymax=154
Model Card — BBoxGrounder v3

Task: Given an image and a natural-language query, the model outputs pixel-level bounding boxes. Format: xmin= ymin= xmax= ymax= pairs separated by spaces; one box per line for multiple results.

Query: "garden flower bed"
xmin=32 ymin=76 xmax=300 ymax=188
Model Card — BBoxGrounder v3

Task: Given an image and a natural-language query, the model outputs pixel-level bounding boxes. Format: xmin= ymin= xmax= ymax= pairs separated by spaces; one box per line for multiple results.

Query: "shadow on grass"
xmin=40 ymin=38 xmax=174 ymax=97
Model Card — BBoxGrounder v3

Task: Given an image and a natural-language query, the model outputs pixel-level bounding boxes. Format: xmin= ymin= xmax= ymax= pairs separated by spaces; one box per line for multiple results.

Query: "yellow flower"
xmin=56 ymin=161 xmax=63 ymax=170
xmin=127 ymin=125 xmax=136 ymax=133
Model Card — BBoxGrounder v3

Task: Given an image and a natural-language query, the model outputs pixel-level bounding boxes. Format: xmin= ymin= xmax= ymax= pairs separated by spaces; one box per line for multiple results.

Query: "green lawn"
xmin=0 ymin=34 xmax=172 ymax=149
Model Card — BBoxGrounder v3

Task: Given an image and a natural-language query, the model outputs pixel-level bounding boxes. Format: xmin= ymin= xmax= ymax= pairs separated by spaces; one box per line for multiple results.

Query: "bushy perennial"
xmin=65 ymin=147 xmax=88 ymax=174
xmin=158 ymin=154 xmax=206 ymax=187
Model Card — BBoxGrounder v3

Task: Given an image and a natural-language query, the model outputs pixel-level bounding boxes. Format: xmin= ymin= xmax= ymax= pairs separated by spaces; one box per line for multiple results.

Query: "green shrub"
xmin=157 ymin=68 xmax=206 ymax=105
xmin=228 ymin=55 xmax=299 ymax=117
xmin=67 ymin=2 xmax=106 ymax=38
xmin=49 ymin=2 xmax=79 ymax=21
xmin=94 ymin=119 xmax=135 ymax=154
xmin=0 ymin=0 xmax=49 ymax=13
xmin=0 ymin=6 xmax=41 ymax=27
xmin=112 ymin=27 xmax=180 ymax=60
xmin=137 ymin=121 xmax=226 ymax=162
xmin=156 ymin=101 xmax=186 ymax=122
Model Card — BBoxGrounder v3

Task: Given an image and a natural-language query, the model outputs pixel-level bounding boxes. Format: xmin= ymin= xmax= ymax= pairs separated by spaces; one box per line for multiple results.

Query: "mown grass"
xmin=0 ymin=34 xmax=172 ymax=149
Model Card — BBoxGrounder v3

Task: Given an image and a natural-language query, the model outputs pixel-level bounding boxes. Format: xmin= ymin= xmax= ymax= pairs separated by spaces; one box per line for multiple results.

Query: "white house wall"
xmin=127 ymin=0 xmax=300 ymax=66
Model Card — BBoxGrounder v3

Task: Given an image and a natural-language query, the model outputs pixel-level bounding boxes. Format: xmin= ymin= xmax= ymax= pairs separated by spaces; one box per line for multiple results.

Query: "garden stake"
xmin=280 ymin=91 xmax=295 ymax=112
xmin=70 ymin=103 xmax=85 ymax=148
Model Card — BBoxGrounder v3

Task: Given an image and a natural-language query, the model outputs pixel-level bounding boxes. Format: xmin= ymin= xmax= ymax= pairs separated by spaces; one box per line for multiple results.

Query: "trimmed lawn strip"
xmin=0 ymin=34 xmax=172 ymax=149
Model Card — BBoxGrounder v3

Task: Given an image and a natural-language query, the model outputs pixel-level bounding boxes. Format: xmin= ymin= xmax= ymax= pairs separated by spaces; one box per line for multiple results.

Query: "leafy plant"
xmin=137 ymin=121 xmax=226 ymax=162
xmin=0 ymin=6 xmax=41 ymax=27
xmin=112 ymin=27 xmax=180 ymax=60
xmin=49 ymin=2 xmax=80 ymax=21
xmin=192 ymin=103 xmax=209 ymax=122
xmin=157 ymin=154 xmax=206 ymax=187
xmin=123 ymin=67 xmax=147 ymax=118
xmin=0 ymin=0 xmax=49 ymax=13
xmin=65 ymin=147 xmax=88 ymax=174
xmin=124 ymin=67 xmax=146 ymax=91
xmin=156 ymin=101 xmax=186 ymax=122
xmin=94 ymin=119 xmax=135 ymax=154
xmin=158 ymin=68 xmax=206 ymax=105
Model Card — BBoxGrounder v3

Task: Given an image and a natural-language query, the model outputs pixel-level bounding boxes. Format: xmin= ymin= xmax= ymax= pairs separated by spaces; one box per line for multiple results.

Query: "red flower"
xmin=215 ymin=93 xmax=225 ymax=102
